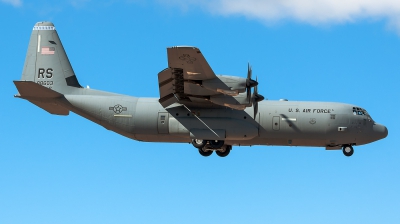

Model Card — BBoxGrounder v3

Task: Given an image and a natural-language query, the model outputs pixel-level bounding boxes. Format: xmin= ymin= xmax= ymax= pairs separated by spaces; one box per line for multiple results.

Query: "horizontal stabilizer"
xmin=14 ymin=81 xmax=63 ymax=99
xmin=14 ymin=81 xmax=69 ymax=115
xmin=28 ymin=100 xmax=69 ymax=115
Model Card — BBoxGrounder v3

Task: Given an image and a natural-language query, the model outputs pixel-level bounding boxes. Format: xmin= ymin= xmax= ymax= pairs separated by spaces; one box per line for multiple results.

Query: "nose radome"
xmin=384 ymin=126 xmax=388 ymax=138
xmin=373 ymin=123 xmax=388 ymax=140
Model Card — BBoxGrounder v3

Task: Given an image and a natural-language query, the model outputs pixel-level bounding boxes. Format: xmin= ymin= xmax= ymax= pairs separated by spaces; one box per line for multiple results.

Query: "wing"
xmin=158 ymin=46 xmax=258 ymax=110
xmin=167 ymin=46 xmax=216 ymax=81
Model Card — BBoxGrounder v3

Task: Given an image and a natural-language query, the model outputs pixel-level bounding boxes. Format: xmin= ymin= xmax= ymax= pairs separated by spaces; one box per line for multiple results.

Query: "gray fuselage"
xmin=62 ymin=88 xmax=387 ymax=149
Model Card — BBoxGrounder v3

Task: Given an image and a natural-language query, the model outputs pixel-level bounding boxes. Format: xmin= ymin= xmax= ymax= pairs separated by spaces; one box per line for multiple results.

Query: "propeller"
xmin=246 ymin=63 xmax=258 ymax=88
xmin=245 ymin=63 xmax=265 ymax=119
xmin=252 ymin=76 xmax=265 ymax=118
xmin=246 ymin=63 xmax=257 ymax=105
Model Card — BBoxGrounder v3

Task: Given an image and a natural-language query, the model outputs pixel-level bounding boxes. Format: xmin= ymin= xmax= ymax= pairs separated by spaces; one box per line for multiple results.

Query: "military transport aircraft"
xmin=14 ymin=22 xmax=388 ymax=157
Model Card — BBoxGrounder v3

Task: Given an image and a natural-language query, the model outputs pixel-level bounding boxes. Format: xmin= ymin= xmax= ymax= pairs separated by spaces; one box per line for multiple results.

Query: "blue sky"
xmin=1 ymin=0 xmax=399 ymax=223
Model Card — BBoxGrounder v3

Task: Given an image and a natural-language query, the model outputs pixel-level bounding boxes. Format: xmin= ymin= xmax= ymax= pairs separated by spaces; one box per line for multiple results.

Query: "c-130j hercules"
xmin=14 ymin=22 xmax=388 ymax=157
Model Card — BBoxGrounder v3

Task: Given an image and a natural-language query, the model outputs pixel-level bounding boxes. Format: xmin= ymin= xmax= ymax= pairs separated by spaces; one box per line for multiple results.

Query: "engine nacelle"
xmin=202 ymin=75 xmax=247 ymax=96
xmin=209 ymin=92 xmax=250 ymax=110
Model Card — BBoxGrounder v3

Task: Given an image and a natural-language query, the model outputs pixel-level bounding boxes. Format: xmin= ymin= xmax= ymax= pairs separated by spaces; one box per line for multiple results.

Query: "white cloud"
xmin=161 ymin=0 xmax=400 ymax=32
xmin=1 ymin=0 xmax=22 ymax=7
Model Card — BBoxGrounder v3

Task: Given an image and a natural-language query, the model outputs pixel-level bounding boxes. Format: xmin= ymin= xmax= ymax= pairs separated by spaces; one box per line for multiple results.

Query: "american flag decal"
xmin=41 ymin=47 xmax=55 ymax=55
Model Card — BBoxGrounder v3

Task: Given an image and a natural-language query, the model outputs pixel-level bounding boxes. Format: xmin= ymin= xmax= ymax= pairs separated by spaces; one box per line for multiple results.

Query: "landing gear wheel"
xmin=216 ymin=145 xmax=232 ymax=157
xmin=209 ymin=140 xmax=225 ymax=149
xmin=192 ymin=139 xmax=206 ymax=149
xmin=342 ymin=145 xmax=354 ymax=157
xmin=198 ymin=148 xmax=213 ymax=157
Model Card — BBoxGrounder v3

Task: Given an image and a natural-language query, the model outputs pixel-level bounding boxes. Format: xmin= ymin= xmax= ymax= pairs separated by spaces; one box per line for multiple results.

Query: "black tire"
xmin=209 ymin=140 xmax=225 ymax=149
xmin=192 ymin=139 xmax=206 ymax=148
xmin=198 ymin=148 xmax=213 ymax=157
xmin=343 ymin=145 xmax=354 ymax=157
xmin=216 ymin=145 xmax=232 ymax=157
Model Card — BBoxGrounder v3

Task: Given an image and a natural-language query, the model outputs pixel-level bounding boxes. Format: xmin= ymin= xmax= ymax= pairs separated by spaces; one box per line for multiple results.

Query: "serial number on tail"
xmin=37 ymin=80 xmax=53 ymax=86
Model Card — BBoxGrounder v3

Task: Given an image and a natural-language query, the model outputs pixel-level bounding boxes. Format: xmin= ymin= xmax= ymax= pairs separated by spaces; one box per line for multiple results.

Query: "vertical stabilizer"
xmin=21 ymin=21 xmax=81 ymax=94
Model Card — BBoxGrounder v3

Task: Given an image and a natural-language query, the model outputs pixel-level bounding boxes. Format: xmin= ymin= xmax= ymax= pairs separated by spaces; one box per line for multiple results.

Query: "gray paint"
xmin=14 ymin=22 xmax=388 ymax=157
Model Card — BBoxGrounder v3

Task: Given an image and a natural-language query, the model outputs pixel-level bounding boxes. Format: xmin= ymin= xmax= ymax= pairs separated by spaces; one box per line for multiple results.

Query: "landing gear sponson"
xmin=192 ymin=139 xmax=232 ymax=157
xmin=194 ymin=140 xmax=357 ymax=157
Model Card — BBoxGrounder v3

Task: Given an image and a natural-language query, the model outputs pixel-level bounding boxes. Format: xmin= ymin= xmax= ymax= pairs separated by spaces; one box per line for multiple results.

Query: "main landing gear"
xmin=192 ymin=139 xmax=232 ymax=157
xmin=342 ymin=145 xmax=354 ymax=157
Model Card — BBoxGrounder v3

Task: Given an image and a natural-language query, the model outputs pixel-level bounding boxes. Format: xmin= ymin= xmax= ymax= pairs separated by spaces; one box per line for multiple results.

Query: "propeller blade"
xmin=247 ymin=63 xmax=252 ymax=80
xmin=255 ymin=76 xmax=258 ymax=93
xmin=254 ymin=76 xmax=264 ymax=102
xmin=254 ymin=101 xmax=258 ymax=119
xmin=253 ymin=76 xmax=264 ymax=119
xmin=246 ymin=64 xmax=258 ymax=87
xmin=247 ymin=86 xmax=252 ymax=105
xmin=255 ymin=94 xmax=265 ymax=102
xmin=247 ymin=79 xmax=258 ymax=88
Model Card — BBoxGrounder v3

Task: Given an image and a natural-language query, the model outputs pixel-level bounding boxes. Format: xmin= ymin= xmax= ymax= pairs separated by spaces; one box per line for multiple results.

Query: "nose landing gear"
xmin=342 ymin=145 xmax=354 ymax=157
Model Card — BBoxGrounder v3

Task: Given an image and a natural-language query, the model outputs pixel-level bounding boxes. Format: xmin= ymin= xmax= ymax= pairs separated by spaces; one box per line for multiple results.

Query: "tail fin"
xmin=20 ymin=21 xmax=82 ymax=94
xmin=14 ymin=21 xmax=81 ymax=115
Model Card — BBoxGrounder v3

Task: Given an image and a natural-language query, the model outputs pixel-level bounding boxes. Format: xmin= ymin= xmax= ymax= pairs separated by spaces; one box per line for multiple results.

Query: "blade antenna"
xmin=173 ymin=93 xmax=220 ymax=138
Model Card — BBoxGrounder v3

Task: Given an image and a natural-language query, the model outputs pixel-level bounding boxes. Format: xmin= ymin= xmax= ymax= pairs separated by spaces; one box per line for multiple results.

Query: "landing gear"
xmin=193 ymin=139 xmax=232 ymax=157
xmin=216 ymin=145 xmax=232 ymax=157
xmin=192 ymin=139 xmax=206 ymax=148
xmin=198 ymin=147 xmax=213 ymax=157
xmin=342 ymin=145 xmax=354 ymax=157
xmin=209 ymin=140 xmax=224 ymax=149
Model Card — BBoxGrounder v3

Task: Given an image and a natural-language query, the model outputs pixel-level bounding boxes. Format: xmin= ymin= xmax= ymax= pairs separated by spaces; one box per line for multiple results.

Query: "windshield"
xmin=353 ymin=107 xmax=373 ymax=121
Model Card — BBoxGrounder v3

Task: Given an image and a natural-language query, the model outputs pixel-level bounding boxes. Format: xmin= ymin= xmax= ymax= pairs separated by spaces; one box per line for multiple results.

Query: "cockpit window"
xmin=353 ymin=107 xmax=364 ymax=115
xmin=353 ymin=107 xmax=373 ymax=121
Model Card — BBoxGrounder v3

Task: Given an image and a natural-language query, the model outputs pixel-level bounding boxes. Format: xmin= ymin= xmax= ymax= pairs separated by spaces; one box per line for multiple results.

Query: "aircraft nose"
xmin=373 ymin=123 xmax=388 ymax=140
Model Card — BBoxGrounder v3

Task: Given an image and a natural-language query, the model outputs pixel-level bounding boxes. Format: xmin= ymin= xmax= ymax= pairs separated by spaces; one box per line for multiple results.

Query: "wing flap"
xmin=183 ymin=82 xmax=215 ymax=96
xmin=158 ymin=68 xmax=174 ymax=99
xmin=158 ymin=68 xmax=179 ymax=107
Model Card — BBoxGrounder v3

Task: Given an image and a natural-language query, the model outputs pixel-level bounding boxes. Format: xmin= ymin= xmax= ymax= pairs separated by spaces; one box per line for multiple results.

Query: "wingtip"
xmin=169 ymin=46 xmax=199 ymax=50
